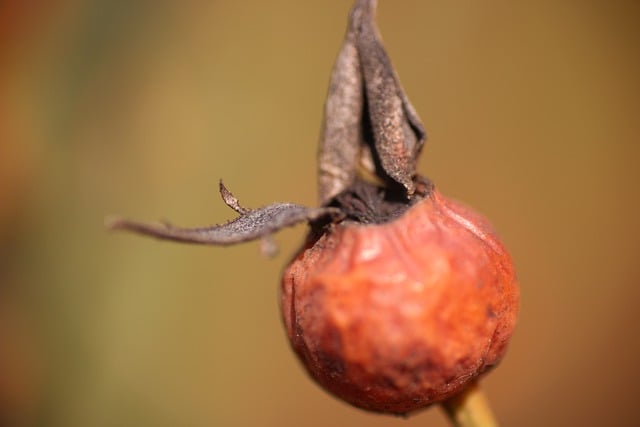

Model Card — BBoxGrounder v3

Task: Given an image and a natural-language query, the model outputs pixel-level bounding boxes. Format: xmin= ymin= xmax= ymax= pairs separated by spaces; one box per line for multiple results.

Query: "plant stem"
xmin=441 ymin=381 xmax=499 ymax=427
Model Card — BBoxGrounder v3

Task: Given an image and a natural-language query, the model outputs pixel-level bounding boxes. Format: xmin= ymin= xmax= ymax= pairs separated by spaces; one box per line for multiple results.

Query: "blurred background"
xmin=1 ymin=0 xmax=639 ymax=426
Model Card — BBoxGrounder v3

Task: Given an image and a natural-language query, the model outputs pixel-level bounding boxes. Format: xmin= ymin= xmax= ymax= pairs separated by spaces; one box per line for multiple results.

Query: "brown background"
xmin=1 ymin=1 xmax=639 ymax=426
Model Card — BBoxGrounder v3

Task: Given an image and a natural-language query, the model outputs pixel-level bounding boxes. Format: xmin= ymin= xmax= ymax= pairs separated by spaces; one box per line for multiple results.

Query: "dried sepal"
xmin=356 ymin=0 xmax=425 ymax=197
xmin=317 ymin=3 xmax=364 ymax=206
xmin=106 ymin=183 xmax=340 ymax=246
xmin=317 ymin=0 xmax=426 ymax=203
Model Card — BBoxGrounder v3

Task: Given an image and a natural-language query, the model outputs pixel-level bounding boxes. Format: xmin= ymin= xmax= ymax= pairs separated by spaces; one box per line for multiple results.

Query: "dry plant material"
xmin=107 ymin=0 xmax=519 ymax=420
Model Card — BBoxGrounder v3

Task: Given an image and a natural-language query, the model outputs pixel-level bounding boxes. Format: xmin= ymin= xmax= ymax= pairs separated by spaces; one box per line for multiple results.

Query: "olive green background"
xmin=1 ymin=1 xmax=639 ymax=426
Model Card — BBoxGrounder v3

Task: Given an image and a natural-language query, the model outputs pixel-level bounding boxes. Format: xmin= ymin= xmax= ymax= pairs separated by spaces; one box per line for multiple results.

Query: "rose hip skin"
xmin=281 ymin=189 xmax=519 ymax=414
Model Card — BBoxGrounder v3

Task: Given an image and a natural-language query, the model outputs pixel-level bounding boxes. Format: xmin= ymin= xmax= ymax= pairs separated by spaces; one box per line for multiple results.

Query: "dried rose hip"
xmin=282 ymin=182 xmax=518 ymax=414
xmin=107 ymin=0 xmax=519 ymax=419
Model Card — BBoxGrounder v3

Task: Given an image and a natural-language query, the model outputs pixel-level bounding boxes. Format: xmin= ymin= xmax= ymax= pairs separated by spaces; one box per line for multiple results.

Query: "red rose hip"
xmin=107 ymin=0 xmax=520 ymax=422
xmin=281 ymin=189 xmax=519 ymax=414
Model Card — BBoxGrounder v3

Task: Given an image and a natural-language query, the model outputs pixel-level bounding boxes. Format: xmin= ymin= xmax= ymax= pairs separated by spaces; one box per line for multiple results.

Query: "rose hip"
xmin=282 ymin=188 xmax=518 ymax=414
xmin=107 ymin=0 xmax=519 ymax=421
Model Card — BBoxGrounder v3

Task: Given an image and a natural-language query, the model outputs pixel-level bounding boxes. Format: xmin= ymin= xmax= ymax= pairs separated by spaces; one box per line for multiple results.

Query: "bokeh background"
xmin=2 ymin=1 xmax=639 ymax=426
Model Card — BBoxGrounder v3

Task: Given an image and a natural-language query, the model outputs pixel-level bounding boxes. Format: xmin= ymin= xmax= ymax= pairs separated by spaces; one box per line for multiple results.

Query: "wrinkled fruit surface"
xmin=281 ymin=189 xmax=519 ymax=414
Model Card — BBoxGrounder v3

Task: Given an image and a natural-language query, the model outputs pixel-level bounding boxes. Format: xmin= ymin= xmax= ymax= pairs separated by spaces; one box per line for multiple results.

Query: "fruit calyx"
xmin=106 ymin=0 xmax=427 ymax=250
xmin=325 ymin=177 xmax=434 ymax=226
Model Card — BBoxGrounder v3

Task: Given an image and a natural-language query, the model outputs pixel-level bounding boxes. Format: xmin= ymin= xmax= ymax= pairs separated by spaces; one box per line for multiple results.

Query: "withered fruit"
xmin=282 ymin=180 xmax=518 ymax=414
xmin=107 ymin=0 xmax=519 ymax=417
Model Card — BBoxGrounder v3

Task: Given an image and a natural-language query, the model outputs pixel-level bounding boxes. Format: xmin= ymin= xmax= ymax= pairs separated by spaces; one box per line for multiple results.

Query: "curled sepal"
xmin=105 ymin=181 xmax=341 ymax=246
xmin=317 ymin=0 xmax=426 ymax=202
xmin=356 ymin=0 xmax=426 ymax=197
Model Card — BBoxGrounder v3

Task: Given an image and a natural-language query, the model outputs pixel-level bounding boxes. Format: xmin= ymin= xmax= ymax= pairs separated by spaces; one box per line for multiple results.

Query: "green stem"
xmin=441 ymin=381 xmax=499 ymax=427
